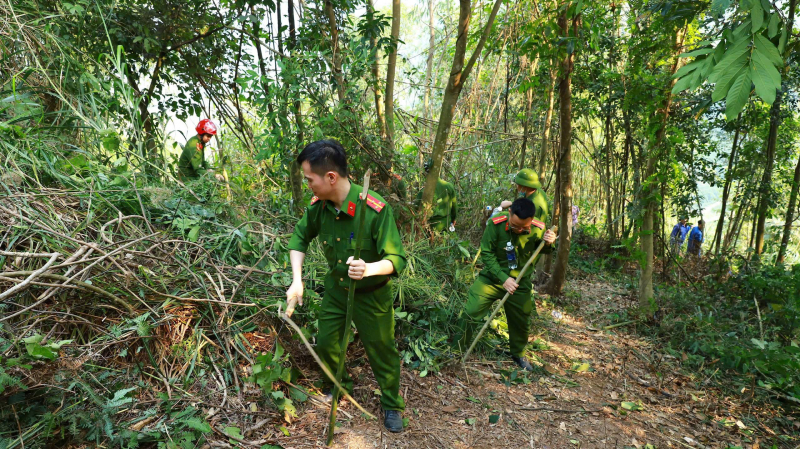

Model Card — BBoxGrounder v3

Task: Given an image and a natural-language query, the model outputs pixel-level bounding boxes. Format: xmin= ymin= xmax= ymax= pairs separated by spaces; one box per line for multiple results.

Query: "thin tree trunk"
xmin=288 ymin=0 xmax=305 ymax=215
xmin=777 ymin=153 xmax=800 ymax=263
xmin=368 ymin=0 xmax=388 ymax=144
xmin=604 ymin=102 xmax=613 ymax=239
xmin=519 ymin=56 xmax=539 ymax=169
xmin=638 ymin=27 xmax=685 ymax=311
xmin=424 ymin=0 xmax=435 ymax=119
xmin=546 ymin=8 xmax=578 ymax=296
xmin=383 ymin=0 xmax=401 ymax=180
xmin=755 ymin=0 xmax=795 ymax=255
xmin=538 ymin=67 xmax=557 ymax=181
xmin=712 ymin=120 xmax=741 ymax=256
xmin=250 ymin=6 xmax=275 ymax=116
xmin=420 ymin=0 xmax=503 ymax=212
xmin=324 ymin=0 xmax=345 ymax=103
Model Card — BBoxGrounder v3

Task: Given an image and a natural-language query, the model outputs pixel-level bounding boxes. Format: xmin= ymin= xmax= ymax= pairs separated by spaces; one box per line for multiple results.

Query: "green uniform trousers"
xmin=428 ymin=218 xmax=448 ymax=232
xmin=460 ymin=274 xmax=535 ymax=357
xmin=316 ymin=281 xmax=405 ymax=411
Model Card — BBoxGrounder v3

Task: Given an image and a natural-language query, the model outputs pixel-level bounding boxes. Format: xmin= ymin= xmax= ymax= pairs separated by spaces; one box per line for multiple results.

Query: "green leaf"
xmin=223 ymin=426 xmax=243 ymax=440
xmin=710 ymin=0 xmax=731 ymax=16
xmin=711 ymin=54 xmax=748 ymax=102
xmin=573 ymin=362 xmax=591 ymax=372
xmin=753 ymin=34 xmax=783 ymax=66
xmin=289 ymin=386 xmax=308 ymax=403
xmin=750 ymin=49 xmax=781 ymax=105
xmin=679 ymin=47 xmax=714 ymax=58
xmin=620 ymin=401 xmax=642 ymax=411
xmin=28 ymin=345 xmax=56 ymax=360
xmin=187 ymin=225 xmax=200 ymax=242
xmin=767 ymin=13 xmax=780 ymax=38
xmin=751 ymin=0 xmax=764 ymax=31
xmin=725 ymin=68 xmax=752 ymax=121
xmin=673 ymin=59 xmax=704 ymax=79
xmin=278 ymin=426 xmax=290 ymax=436
xmin=672 ymin=70 xmax=703 ymax=94
xmin=22 ymin=334 xmax=44 ymax=345
xmin=489 ymin=414 xmax=500 ymax=424
xmin=184 ymin=417 xmax=212 ymax=433
xmin=465 ymin=418 xmax=476 ymax=425
xmin=732 ymin=19 xmax=753 ymax=40
xmin=708 ymin=37 xmax=751 ymax=84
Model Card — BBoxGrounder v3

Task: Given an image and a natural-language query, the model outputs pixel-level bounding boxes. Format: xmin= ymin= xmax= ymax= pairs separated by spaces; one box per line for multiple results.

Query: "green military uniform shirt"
xmin=526 ymin=189 xmax=549 ymax=226
xmin=459 ymin=211 xmax=552 ymax=357
xmin=479 ymin=212 xmax=552 ymax=291
xmin=286 ymin=183 xmax=407 ymax=411
xmin=287 ymin=184 xmax=407 ymax=290
xmin=416 ymin=178 xmax=457 ymax=231
xmin=178 ymin=135 xmax=209 ymax=179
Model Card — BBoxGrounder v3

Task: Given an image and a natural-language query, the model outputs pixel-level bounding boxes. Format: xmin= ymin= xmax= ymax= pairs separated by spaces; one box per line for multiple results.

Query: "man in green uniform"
xmin=461 ymin=197 xmax=556 ymax=370
xmin=490 ymin=169 xmax=549 ymax=226
xmin=285 ymin=139 xmax=407 ymax=433
xmin=416 ymin=159 xmax=457 ymax=232
xmin=178 ymin=119 xmax=223 ymax=181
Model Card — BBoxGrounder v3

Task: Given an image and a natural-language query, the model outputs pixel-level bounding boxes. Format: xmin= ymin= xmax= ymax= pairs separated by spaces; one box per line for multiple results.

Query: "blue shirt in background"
xmin=670 ymin=223 xmax=691 ymax=242
xmin=689 ymin=226 xmax=704 ymax=244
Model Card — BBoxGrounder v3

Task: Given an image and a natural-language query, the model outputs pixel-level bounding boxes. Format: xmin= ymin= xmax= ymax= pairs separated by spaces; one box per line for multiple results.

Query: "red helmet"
xmin=196 ymin=119 xmax=217 ymax=136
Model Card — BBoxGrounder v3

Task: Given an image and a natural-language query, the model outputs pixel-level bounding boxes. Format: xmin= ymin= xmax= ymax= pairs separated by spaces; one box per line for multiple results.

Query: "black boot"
xmin=512 ymin=355 xmax=533 ymax=371
xmin=383 ymin=409 xmax=404 ymax=433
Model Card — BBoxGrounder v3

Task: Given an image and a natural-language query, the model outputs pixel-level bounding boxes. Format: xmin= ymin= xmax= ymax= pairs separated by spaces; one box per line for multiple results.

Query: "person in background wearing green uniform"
xmin=285 ymin=139 xmax=407 ymax=433
xmin=416 ymin=159 xmax=457 ymax=232
xmin=178 ymin=119 xmax=224 ymax=181
xmin=460 ymin=197 xmax=556 ymax=370
xmin=490 ymin=169 xmax=549 ymax=227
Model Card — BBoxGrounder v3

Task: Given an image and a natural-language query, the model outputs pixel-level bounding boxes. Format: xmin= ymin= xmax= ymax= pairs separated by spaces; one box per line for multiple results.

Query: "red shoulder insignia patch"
xmin=195 ymin=143 xmax=203 ymax=151
xmin=310 ymin=196 xmax=320 ymax=206
xmin=365 ymin=194 xmax=385 ymax=213
xmin=492 ymin=215 xmax=508 ymax=225
xmin=347 ymin=201 xmax=356 ymax=217
xmin=532 ymin=219 xmax=545 ymax=230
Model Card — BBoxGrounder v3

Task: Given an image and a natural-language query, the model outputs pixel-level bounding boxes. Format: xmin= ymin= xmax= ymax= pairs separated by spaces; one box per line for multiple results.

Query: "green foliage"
xmin=657 ymin=262 xmax=800 ymax=400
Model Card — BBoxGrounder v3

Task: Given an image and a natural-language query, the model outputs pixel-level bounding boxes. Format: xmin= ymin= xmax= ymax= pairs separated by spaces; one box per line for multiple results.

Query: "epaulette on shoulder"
xmin=365 ymin=194 xmax=385 ymax=213
xmin=491 ymin=215 xmax=508 ymax=225
xmin=309 ymin=196 xmax=321 ymax=206
xmin=532 ymin=218 xmax=545 ymax=230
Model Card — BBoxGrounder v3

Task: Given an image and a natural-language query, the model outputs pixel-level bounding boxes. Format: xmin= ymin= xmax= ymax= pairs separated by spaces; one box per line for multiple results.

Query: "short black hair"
xmin=297 ymin=139 xmax=348 ymax=177
xmin=509 ymin=197 xmax=535 ymax=220
xmin=698 ymin=219 xmax=705 ymax=225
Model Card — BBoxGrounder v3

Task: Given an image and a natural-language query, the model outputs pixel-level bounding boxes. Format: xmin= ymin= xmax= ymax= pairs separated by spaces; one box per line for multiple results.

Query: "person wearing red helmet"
xmin=178 ymin=119 xmax=222 ymax=180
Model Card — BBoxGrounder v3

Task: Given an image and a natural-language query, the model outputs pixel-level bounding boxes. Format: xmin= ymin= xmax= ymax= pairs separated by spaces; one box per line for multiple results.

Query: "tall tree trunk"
xmin=383 ymin=0 xmax=401 ymax=181
xmin=519 ymin=56 xmax=539 ymax=169
xmin=538 ymin=67 xmax=557 ymax=180
xmin=324 ymin=0 xmax=345 ymax=103
xmin=420 ymin=0 xmax=503 ymax=212
xmin=546 ymin=8 xmax=578 ymax=296
xmin=368 ymin=0 xmax=388 ymax=143
xmin=712 ymin=120 xmax=741 ymax=256
xmin=755 ymin=0 xmax=795 ymax=255
xmin=638 ymin=28 xmax=685 ymax=311
xmin=620 ymin=102 xmax=631 ymax=238
xmin=777 ymin=153 xmax=800 ymax=263
xmin=287 ymin=0 xmax=305 ymax=215
xmin=604 ymin=103 xmax=613 ymax=239
xmin=250 ymin=7 xmax=275 ymax=116
xmin=423 ymin=0 xmax=435 ymax=119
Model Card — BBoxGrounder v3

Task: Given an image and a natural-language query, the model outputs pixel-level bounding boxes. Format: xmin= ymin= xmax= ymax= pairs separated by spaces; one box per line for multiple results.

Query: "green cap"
xmin=515 ymin=169 xmax=542 ymax=189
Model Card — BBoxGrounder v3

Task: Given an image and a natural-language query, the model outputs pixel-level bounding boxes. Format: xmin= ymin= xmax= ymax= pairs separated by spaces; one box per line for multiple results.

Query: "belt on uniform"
xmin=344 ymin=278 xmax=388 ymax=294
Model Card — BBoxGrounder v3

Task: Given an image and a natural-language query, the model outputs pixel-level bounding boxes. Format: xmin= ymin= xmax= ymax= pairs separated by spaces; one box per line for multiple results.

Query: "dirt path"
xmin=261 ymin=276 xmax=791 ymax=448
